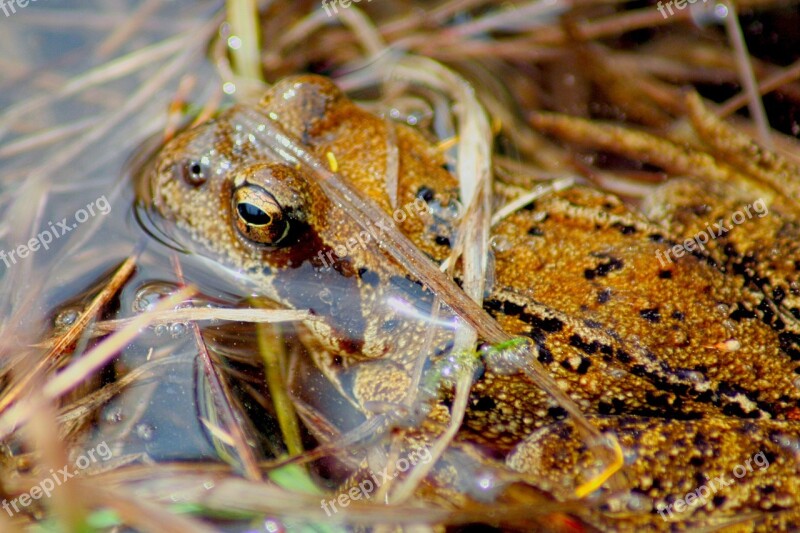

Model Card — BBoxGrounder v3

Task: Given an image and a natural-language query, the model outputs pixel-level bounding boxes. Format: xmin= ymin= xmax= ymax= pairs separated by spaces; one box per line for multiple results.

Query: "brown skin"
xmin=149 ymin=75 xmax=800 ymax=529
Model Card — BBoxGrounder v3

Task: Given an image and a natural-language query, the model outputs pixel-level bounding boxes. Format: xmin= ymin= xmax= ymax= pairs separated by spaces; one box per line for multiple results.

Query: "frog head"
xmin=148 ymin=75 xmax=459 ymax=362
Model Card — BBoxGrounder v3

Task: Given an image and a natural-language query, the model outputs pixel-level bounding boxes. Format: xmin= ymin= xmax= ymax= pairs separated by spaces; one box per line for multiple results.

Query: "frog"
xmin=147 ymin=75 xmax=800 ymax=530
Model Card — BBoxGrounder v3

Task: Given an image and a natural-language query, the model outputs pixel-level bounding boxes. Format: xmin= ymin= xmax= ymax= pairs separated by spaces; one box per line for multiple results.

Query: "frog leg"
xmin=509 ymin=414 xmax=800 ymax=530
xmin=486 ymin=186 xmax=800 ymax=419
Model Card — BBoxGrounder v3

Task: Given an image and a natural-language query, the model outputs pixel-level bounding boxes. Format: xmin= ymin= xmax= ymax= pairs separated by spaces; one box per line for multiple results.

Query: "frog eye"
xmin=175 ymin=159 xmax=209 ymax=187
xmin=232 ymin=185 xmax=291 ymax=246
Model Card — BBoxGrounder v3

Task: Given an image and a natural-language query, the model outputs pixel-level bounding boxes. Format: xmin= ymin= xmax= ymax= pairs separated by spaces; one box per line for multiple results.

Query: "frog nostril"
xmin=175 ymin=158 xmax=209 ymax=187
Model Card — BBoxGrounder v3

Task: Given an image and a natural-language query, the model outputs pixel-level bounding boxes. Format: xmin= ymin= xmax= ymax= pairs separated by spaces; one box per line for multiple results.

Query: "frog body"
xmin=148 ymin=75 xmax=800 ymax=530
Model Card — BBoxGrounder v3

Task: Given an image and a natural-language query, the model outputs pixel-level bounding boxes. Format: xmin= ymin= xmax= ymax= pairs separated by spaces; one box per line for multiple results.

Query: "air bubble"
xmin=678 ymin=369 xmax=706 ymax=384
xmin=136 ymin=423 xmax=155 ymax=441
xmin=770 ymin=432 xmax=800 ymax=453
xmin=264 ymin=519 xmax=283 ymax=533
xmin=490 ymin=235 xmax=514 ymax=254
xmin=104 ymin=406 xmax=124 ymax=424
xmin=133 ymin=282 xmax=177 ymax=314
xmin=319 ymin=288 xmax=333 ymax=305
xmin=54 ymin=308 xmax=80 ymax=329
xmin=170 ymin=322 xmax=188 ymax=338
xmin=430 ymin=200 xmax=462 ymax=222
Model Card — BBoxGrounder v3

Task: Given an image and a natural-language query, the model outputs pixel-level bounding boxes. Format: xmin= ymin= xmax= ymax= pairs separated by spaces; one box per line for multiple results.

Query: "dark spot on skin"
xmin=584 ymin=319 xmax=602 ymax=329
xmin=645 ymin=392 xmax=672 ymax=409
xmin=524 ymin=314 xmax=564 ymax=333
xmin=576 ymin=357 xmax=592 ymax=374
xmin=778 ymin=332 xmax=800 ymax=360
xmin=472 ymin=396 xmax=497 ymax=411
xmin=569 ymin=334 xmax=599 ymax=354
xmin=527 ymin=226 xmax=544 ymax=236
xmin=332 ymin=355 xmax=343 ymax=367
xmin=773 ymin=286 xmax=786 ymax=303
xmin=640 ymin=308 xmax=661 ymax=323
xmin=712 ymin=495 xmax=727 ymax=507
xmin=757 ymin=298 xmax=776 ymax=326
xmin=722 ymin=402 xmax=757 ymax=418
xmin=612 ymin=223 xmax=637 ymax=235
xmin=658 ymin=270 xmax=672 ymax=279
xmin=598 ymin=401 xmax=615 ymax=414
xmin=584 ymin=257 xmax=624 ymax=280
xmin=416 ymin=186 xmax=435 ymax=203
xmin=435 ymin=235 xmax=451 ymax=247
xmin=671 ymin=311 xmax=685 ymax=321
xmin=597 ymin=288 xmax=612 ymax=304
xmin=536 ymin=341 xmax=554 ymax=364
xmin=723 ymin=242 xmax=739 ymax=258
xmin=547 ymin=406 xmax=568 ymax=420
xmin=484 ymin=299 xmax=503 ymax=313
xmin=503 ymin=301 xmax=525 ymax=315
xmin=729 ymin=304 xmax=756 ymax=321
xmin=649 ymin=233 xmax=665 ymax=243
xmin=616 ymin=350 xmax=631 ymax=363
xmin=689 ymin=456 xmax=704 ymax=466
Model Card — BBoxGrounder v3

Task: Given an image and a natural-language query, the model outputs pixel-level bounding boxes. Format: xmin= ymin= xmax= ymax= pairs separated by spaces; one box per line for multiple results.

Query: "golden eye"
xmin=232 ymin=185 xmax=290 ymax=245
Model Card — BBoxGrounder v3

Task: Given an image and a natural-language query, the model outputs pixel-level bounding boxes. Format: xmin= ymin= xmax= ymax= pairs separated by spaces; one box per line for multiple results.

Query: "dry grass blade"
xmin=88 ymin=307 xmax=313 ymax=337
xmin=0 ymin=255 xmax=137 ymax=416
xmin=171 ymin=253 xmax=263 ymax=481
xmin=0 ymin=287 xmax=196 ymax=439
xmin=686 ymin=92 xmax=800 ymax=205
xmin=192 ymin=317 xmax=263 ymax=481
xmin=721 ymin=0 xmax=773 ymax=149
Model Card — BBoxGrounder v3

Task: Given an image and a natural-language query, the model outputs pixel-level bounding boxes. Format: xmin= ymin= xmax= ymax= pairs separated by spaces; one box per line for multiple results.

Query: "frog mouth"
xmin=133 ymin=198 xmax=189 ymax=254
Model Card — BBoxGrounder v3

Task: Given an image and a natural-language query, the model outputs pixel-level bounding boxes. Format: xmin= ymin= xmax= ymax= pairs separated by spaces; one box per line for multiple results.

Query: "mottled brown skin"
xmin=148 ymin=75 xmax=800 ymax=530
xmin=643 ymin=176 xmax=800 ymax=354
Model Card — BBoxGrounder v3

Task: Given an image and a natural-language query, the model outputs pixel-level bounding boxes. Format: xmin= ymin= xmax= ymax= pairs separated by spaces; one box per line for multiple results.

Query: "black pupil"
xmin=190 ymin=163 xmax=203 ymax=176
xmin=238 ymin=203 xmax=272 ymax=225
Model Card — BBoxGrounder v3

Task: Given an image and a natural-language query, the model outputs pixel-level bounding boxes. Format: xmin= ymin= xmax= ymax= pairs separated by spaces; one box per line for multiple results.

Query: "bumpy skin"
xmin=149 ymin=76 xmax=800 ymax=530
